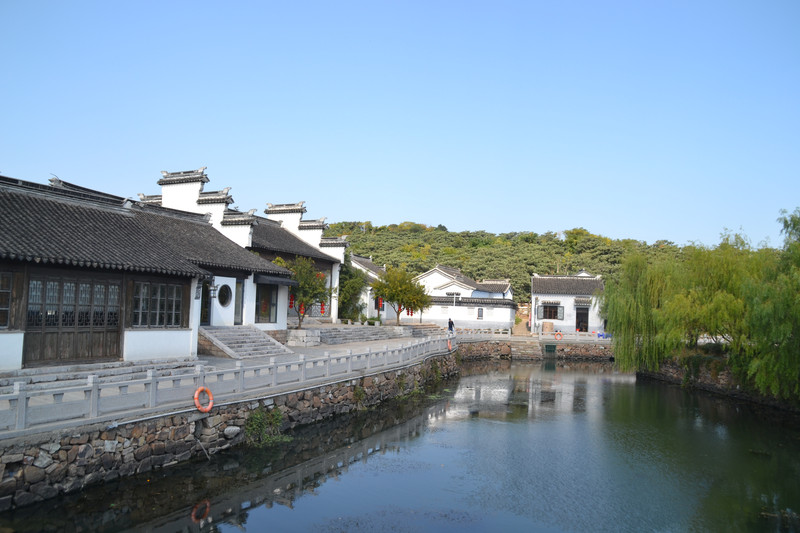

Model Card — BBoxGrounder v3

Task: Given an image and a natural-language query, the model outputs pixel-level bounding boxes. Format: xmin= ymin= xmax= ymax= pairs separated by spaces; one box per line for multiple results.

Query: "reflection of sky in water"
xmin=231 ymin=363 xmax=800 ymax=533
xmin=46 ymin=363 xmax=777 ymax=532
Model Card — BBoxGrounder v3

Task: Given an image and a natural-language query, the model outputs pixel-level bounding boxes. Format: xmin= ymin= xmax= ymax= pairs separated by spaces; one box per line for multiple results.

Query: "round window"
xmin=218 ymin=284 xmax=232 ymax=307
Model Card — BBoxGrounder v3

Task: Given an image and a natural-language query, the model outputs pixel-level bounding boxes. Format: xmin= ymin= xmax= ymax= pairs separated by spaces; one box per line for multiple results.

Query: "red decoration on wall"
xmin=289 ymin=295 xmax=295 ymax=308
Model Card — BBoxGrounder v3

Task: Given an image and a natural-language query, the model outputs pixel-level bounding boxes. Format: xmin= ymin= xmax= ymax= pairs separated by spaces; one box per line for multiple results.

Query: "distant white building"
xmin=409 ymin=265 xmax=516 ymax=331
xmin=139 ymin=168 xmax=347 ymax=328
xmin=349 ymin=254 xmax=391 ymax=322
xmin=530 ymin=271 xmax=604 ymax=334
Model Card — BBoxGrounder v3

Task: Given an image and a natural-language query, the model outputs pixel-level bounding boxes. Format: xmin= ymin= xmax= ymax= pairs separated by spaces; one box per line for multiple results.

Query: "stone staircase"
xmin=317 ymin=326 xmax=414 ymax=345
xmin=0 ymin=359 xmax=199 ymax=393
xmin=200 ymin=326 xmax=294 ymax=359
xmin=510 ymin=338 xmax=544 ymax=360
xmin=408 ymin=324 xmax=447 ymax=337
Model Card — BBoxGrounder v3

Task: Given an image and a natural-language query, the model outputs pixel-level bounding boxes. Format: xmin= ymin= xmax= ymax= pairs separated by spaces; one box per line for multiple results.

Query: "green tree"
xmin=286 ymin=257 xmax=328 ymax=329
xmin=371 ymin=266 xmax=431 ymax=325
xmin=601 ymin=253 xmax=680 ymax=372
xmin=337 ymin=252 xmax=368 ymax=322
xmin=744 ymin=208 xmax=800 ymax=400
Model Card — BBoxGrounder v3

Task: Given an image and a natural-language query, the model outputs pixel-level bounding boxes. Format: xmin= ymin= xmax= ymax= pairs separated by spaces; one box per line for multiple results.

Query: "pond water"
xmin=2 ymin=360 xmax=799 ymax=532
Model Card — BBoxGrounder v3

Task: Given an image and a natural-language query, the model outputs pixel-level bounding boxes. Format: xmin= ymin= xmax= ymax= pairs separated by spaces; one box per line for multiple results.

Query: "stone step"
xmin=0 ymin=361 xmax=199 ymax=393
xmin=200 ymin=325 xmax=293 ymax=360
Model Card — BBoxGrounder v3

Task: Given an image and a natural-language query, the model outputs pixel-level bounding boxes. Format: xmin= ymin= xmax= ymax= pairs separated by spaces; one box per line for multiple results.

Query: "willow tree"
xmin=744 ymin=208 xmax=800 ymax=400
xmin=370 ymin=266 xmax=431 ymax=325
xmin=601 ymin=253 xmax=680 ymax=372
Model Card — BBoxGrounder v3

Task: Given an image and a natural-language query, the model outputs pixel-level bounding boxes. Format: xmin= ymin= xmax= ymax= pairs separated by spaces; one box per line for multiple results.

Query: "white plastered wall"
xmin=0 ymin=332 xmax=24 ymax=371
xmin=123 ymin=330 xmax=194 ymax=362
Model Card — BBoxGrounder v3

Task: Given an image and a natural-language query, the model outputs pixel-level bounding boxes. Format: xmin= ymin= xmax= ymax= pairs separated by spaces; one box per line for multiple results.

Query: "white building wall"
xmin=265 ymin=212 xmax=303 ymax=235
xmin=416 ymin=272 xmax=453 ymax=295
xmin=220 ymin=224 xmax=253 ymax=248
xmin=531 ymin=294 xmax=604 ymax=334
xmin=203 ymin=203 xmax=227 ymax=230
xmin=297 ymin=227 xmax=324 ymax=248
xmin=160 ymin=182 xmax=205 ymax=213
xmin=123 ymin=330 xmax=194 ymax=362
xmin=0 ymin=332 xmax=23 ymax=371
xmin=209 ymin=275 xmax=237 ymax=326
xmin=189 ymin=278 xmax=201 ymax=356
xmin=400 ymin=304 xmax=515 ymax=330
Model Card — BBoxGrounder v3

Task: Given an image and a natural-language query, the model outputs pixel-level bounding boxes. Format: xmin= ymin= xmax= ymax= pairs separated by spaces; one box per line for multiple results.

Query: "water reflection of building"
xmin=448 ymin=363 xmax=635 ymax=420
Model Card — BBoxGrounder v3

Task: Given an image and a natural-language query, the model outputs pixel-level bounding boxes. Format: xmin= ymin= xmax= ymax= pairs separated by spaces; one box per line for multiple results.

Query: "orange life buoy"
xmin=447 ymin=339 xmax=452 ymax=351
xmin=554 ymin=332 xmax=563 ymax=341
xmin=191 ymin=499 xmax=210 ymax=523
xmin=194 ymin=386 xmax=214 ymax=413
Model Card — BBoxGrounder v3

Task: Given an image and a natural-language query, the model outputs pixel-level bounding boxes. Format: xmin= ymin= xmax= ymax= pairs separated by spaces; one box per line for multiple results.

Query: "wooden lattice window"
xmin=540 ymin=305 xmax=564 ymax=320
xmin=0 ymin=272 xmax=11 ymax=328
xmin=26 ymin=277 xmax=120 ymax=331
xmin=133 ymin=282 xmax=182 ymax=327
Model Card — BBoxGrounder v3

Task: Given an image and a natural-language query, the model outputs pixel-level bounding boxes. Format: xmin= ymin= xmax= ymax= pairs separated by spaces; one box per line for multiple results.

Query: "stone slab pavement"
xmin=197 ymin=336 xmax=425 ymax=371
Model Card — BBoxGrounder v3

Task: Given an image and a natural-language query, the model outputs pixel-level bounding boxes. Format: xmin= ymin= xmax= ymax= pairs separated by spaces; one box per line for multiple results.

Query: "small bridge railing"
xmin=0 ymin=336 xmax=455 ymax=438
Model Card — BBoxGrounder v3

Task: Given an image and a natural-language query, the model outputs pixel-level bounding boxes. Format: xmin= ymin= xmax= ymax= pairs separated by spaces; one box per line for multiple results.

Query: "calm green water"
xmin=2 ymin=361 xmax=799 ymax=532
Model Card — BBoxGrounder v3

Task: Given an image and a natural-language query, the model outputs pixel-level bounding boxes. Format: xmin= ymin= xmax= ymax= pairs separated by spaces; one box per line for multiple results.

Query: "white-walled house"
xmin=408 ymin=265 xmax=516 ymax=331
xmin=139 ymin=169 xmax=346 ymax=326
xmin=530 ymin=271 xmax=604 ymax=334
xmin=0 ymin=174 xmax=292 ymax=371
xmin=349 ymin=254 xmax=399 ymax=322
xmin=264 ymin=202 xmax=347 ymax=323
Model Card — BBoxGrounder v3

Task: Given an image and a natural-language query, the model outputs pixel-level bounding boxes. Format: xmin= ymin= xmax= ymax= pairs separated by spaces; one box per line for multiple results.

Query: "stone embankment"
xmin=456 ymin=340 xmax=613 ymax=362
xmin=0 ymin=354 xmax=458 ymax=512
xmin=638 ymin=357 xmax=799 ymax=413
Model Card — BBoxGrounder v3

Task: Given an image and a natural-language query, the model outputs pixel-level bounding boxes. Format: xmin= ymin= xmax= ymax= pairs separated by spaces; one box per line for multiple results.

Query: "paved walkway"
xmin=197 ymin=336 xmax=422 ymax=370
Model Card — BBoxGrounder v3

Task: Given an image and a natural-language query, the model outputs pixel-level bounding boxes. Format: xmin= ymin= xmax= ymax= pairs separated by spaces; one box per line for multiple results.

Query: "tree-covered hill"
xmin=325 ymin=221 xmax=683 ymax=303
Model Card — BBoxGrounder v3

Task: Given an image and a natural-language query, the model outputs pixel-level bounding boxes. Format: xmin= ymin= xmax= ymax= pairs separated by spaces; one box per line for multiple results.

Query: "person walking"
xmin=448 ymin=318 xmax=454 ymax=334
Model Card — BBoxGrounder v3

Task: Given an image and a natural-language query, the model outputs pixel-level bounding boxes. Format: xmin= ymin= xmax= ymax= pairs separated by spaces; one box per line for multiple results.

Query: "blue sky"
xmin=2 ymin=1 xmax=798 ymax=247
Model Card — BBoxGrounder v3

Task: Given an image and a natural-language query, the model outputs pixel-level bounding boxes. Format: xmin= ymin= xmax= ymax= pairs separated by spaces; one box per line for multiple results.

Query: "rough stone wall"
xmin=638 ymin=357 xmax=800 ymax=413
xmin=457 ymin=341 xmax=512 ymax=361
xmin=265 ymin=329 xmax=288 ymax=345
xmin=457 ymin=341 xmax=613 ymax=361
xmin=554 ymin=344 xmax=614 ymax=361
xmin=638 ymin=358 xmax=737 ymax=394
xmin=197 ymin=333 xmax=229 ymax=358
xmin=0 ymin=353 xmax=458 ymax=512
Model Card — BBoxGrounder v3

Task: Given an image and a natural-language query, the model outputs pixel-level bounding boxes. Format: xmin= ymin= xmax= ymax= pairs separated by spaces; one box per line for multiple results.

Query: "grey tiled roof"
xmin=431 ymin=265 xmax=481 ymax=290
xmin=157 ymin=167 xmax=209 ymax=186
xmin=198 ymin=188 xmax=233 ymax=205
xmin=320 ymin=237 xmax=348 ymax=248
xmin=299 ymin=218 xmax=327 ymax=230
xmin=475 ymin=280 xmax=512 ymax=293
xmin=0 ymin=176 xmax=290 ymax=278
xmin=351 ymin=254 xmax=384 ymax=276
xmin=137 ymin=193 xmax=162 ymax=205
xmin=265 ymin=201 xmax=306 ymax=214
xmin=250 ymin=217 xmax=338 ymax=264
xmin=531 ymin=274 xmax=604 ymax=295
xmin=221 ymin=209 xmax=257 ymax=226
xmin=430 ymin=296 xmax=517 ymax=309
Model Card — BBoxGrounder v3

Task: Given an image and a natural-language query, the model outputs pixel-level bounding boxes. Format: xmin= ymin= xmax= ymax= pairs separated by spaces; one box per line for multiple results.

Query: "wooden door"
xmin=23 ymin=276 xmax=121 ymax=366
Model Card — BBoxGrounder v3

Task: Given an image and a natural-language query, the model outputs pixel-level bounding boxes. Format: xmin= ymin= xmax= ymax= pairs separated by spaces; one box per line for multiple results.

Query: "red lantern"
xmin=300 ymin=303 xmax=305 ymax=315
xmin=320 ymin=302 xmax=325 ymax=314
xmin=289 ymin=294 xmax=295 ymax=308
